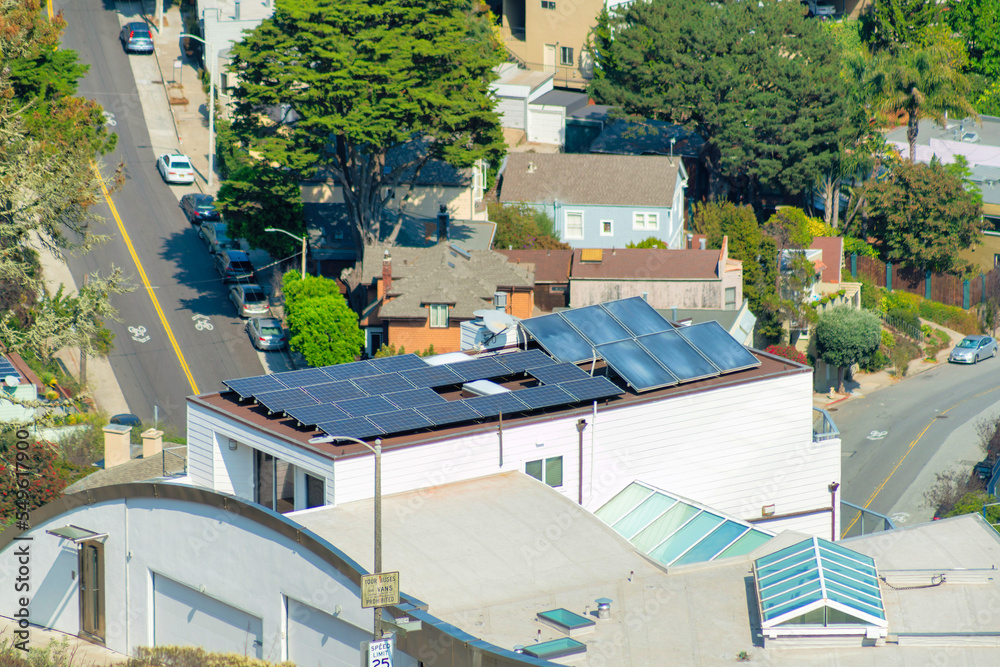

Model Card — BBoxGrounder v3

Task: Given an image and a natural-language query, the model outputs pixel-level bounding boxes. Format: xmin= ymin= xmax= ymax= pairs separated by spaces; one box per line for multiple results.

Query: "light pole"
xmin=309 ymin=435 xmax=383 ymax=638
xmin=179 ymin=33 xmax=215 ymax=189
xmin=265 ymin=227 xmax=308 ymax=279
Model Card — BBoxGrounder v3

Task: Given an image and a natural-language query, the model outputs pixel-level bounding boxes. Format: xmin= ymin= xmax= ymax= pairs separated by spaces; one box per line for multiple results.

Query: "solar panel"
xmin=493 ymin=349 xmax=556 ymax=374
xmin=463 ymin=392 xmax=528 ymax=418
xmin=558 ymin=376 xmax=624 ymax=402
xmin=600 ymin=297 xmax=676 ymax=336
xmin=0 ymin=356 xmax=19 ymax=382
xmin=285 ymin=402 xmax=349 ymax=427
xmin=367 ymin=354 xmax=428 ymax=373
xmin=351 ymin=372 xmax=416 ymax=395
xmin=444 ymin=357 xmax=511 ymax=382
xmin=399 ymin=365 xmax=464 ymax=388
xmin=416 ymin=401 xmax=482 ymax=427
xmin=383 ymin=387 xmax=447 ymax=409
xmin=515 ymin=384 xmax=576 ymax=410
xmin=636 ymin=330 xmax=720 ymax=382
xmin=678 ymin=321 xmax=761 ymax=372
xmin=368 ymin=409 xmax=433 ymax=434
xmin=320 ymin=361 xmax=379 ymax=382
xmin=596 ymin=339 xmax=679 ymax=392
xmin=520 ymin=313 xmax=596 ymax=364
xmin=561 ymin=305 xmax=633 ymax=346
xmin=315 ymin=417 xmax=385 ymax=440
xmin=304 ymin=380 xmax=368 ymax=403
xmin=223 ymin=375 xmax=285 ymax=399
xmin=528 ymin=362 xmax=591 ymax=385
xmin=337 ymin=395 xmax=397 ymax=417
xmin=254 ymin=387 xmax=319 ymax=414
xmin=271 ymin=368 xmax=333 ymax=389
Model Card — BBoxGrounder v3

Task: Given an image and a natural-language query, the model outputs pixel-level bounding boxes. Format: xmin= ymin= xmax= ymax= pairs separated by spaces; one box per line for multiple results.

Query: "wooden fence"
xmin=847 ymin=254 xmax=1000 ymax=309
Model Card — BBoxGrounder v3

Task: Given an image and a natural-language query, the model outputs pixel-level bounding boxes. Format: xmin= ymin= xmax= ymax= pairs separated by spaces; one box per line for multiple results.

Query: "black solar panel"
xmin=0 ymin=356 xmax=20 ymax=382
xmin=320 ymin=361 xmax=379 ymax=382
xmin=383 ymin=387 xmax=447 ymax=409
xmin=636 ymin=329 xmax=720 ymax=382
xmin=528 ymin=362 xmax=591 ymax=385
xmin=337 ymin=395 xmax=397 ymax=417
xmin=254 ymin=387 xmax=319 ymax=414
xmin=368 ymin=409 xmax=433 ymax=433
xmin=493 ymin=349 xmax=556 ymax=374
xmin=271 ymin=368 xmax=333 ymax=389
xmin=417 ymin=401 xmax=482 ymax=427
xmin=223 ymin=375 xmax=286 ymax=399
xmin=515 ymin=384 xmax=576 ymax=410
xmin=285 ymin=402 xmax=349 ymax=427
xmin=304 ymin=380 xmax=368 ymax=403
xmin=315 ymin=417 xmax=385 ymax=441
xmin=463 ymin=392 xmax=528 ymax=418
xmin=561 ymin=305 xmax=633 ymax=346
xmin=677 ymin=321 xmax=761 ymax=373
xmin=557 ymin=376 xmax=623 ymax=402
xmin=367 ymin=354 xmax=428 ymax=373
xmin=597 ymin=339 xmax=678 ymax=391
xmin=520 ymin=313 xmax=596 ymax=363
xmin=600 ymin=297 xmax=676 ymax=336
xmin=399 ymin=365 xmax=464 ymax=388
xmin=444 ymin=357 xmax=511 ymax=382
xmin=351 ymin=372 xmax=416 ymax=396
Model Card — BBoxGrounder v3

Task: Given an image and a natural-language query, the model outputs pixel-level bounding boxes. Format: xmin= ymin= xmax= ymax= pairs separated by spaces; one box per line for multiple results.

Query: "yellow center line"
xmin=93 ymin=165 xmax=200 ymax=395
xmin=46 ymin=0 xmax=52 ymax=19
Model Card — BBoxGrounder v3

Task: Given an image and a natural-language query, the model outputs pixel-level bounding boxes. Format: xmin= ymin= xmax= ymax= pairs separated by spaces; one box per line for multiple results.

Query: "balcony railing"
xmin=840 ymin=500 xmax=896 ymax=539
xmin=812 ymin=407 xmax=840 ymax=442
xmin=162 ymin=445 xmax=188 ymax=478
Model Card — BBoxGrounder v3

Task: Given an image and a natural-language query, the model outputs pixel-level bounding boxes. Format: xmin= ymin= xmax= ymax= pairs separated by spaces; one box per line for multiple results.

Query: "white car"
xmin=156 ymin=154 xmax=196 ymax=184
xmin=801 ymin=0 xmax=835 ymax=18
xmin=229 ymin=282 xmax=270 ymax=318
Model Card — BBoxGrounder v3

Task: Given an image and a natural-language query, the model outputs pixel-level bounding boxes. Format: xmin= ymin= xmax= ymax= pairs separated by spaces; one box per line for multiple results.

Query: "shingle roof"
xmin=63 ymin=446 xmax=188 ymax=494
xmin=569 ymin=248 xmax=720 ymax=280
xmin=363 ymin=244 xmax=535 ymax=320
xmin=497 ymin=249 xmax=572 ymax=283
xmin=499 ymin=153 xmax=681 ymax=207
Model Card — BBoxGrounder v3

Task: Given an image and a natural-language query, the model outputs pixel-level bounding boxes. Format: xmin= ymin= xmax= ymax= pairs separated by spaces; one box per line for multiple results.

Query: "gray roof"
xmin=499 ymin=153 xmax=681 ymax=207
xmin=884 ymin=115 xmax=1000 ymax=149
xmin=363 ymin=244 xmax=534 ymax=320
xmin=64 ymin=445 xmax=187 ymax=494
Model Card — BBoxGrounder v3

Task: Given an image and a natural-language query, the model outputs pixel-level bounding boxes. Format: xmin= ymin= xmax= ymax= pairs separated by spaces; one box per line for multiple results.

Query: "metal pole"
xmin=373 ymin=440 xmax=382 ymax=639
xmin=208 ymin=42 xmax=215 ymax=189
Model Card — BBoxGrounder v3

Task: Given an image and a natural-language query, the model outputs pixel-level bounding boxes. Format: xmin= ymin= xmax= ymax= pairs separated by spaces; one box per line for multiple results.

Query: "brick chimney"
xmin=381 ymin=249 xmax=392 ymax=299
xmin=103 ymin=424 xmax=132 ymax=468
xmin=142 ymin=428 xmax=163 ymax=459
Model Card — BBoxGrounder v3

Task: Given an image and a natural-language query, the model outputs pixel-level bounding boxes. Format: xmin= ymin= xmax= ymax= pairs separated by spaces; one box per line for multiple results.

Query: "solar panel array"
xmin=0 ymin=355 xmax=20 ymax=383
xmin=520 ymin=297 xmax=761 ymax=392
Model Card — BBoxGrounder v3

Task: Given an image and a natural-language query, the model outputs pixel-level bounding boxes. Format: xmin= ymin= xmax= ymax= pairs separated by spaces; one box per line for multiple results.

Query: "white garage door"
xmin=287 ymin=598 xmax=368 ymax=667
xmin=527 ymin=106 xmax=565 ymax=145
xmin=497 ymin=96 xmax=525 ymax=130
xmin=153 ymin=574 xmax=263 ymax=658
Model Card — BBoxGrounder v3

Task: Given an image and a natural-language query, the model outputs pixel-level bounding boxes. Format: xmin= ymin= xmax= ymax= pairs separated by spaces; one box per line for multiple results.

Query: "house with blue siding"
xmin=498 ymin=153 xmax=688 ymax=249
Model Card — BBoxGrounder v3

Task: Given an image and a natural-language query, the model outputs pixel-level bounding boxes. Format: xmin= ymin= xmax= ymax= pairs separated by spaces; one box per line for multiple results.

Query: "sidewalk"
xmin=0 ymin=616 xmax=125 ymax=665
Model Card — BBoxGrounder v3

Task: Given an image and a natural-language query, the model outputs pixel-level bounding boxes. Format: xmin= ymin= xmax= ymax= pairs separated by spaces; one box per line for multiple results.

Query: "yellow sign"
xmin=361 ymin=572 xmax=400 ymax=608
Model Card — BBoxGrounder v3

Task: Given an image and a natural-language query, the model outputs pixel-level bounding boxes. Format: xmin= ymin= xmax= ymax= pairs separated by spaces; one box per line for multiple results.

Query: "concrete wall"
xmin=570 ymin=273 xmax=743 ymax=310
xmin=301 ymin=178 xmax=486 ymax=222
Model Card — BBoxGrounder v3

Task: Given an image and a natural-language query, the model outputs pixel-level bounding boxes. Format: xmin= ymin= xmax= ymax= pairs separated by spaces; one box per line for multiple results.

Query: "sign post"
xmin=361 ymin=571 xmax=400 ymax=608
xmin=364 ymin=638 xmax=392 ymax=667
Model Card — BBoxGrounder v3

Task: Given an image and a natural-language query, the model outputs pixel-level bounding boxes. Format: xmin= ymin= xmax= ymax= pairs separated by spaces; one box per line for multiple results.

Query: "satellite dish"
xmin=3 ymin=375 xmax=18 ymax=387
xmin=481 ymin=311 xmax=516 ymax=334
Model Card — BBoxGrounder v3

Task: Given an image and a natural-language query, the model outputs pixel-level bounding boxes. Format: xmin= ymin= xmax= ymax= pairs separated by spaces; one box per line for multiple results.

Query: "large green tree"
xmin=945 ymin=0 xmax=1000 ymax=81
xmin=282 ymin=272 xmax=364 ymax=366
xmin=216 ymin=165 xmax=306 ymax=258
xmin=588 ymin=0 xmax=846 ymax=207
xmin=229 ymin=0 xmax=505 ymax=260
xmin=488 ymin=203 xmax=568 ymax=250
xmin=859 ymin=0 xmax=942 ymax=53
xmin=816 ymin=306 xmax=881 ymax=392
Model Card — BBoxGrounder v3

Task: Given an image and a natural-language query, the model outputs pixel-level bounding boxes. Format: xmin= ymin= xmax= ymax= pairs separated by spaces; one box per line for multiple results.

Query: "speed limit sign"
xmin=366 ymin=639 xmax=392 ymax=667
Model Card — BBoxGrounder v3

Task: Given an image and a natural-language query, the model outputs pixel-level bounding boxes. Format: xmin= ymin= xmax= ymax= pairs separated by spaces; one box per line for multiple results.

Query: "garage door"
xmin=287 ymin=598 xmax=370 ymax=667
xmin=153 ymin=574 xmax=263 ymax=658
xmin=527 ymin=106 xmax=564 ymax=145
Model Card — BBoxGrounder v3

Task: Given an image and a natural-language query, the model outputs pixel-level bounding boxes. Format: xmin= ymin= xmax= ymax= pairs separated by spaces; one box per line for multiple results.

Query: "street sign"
xmin=365 ymin=639 xmax=392 ymax=667
xmin=361 ymin=571 xmax=400 ymax=608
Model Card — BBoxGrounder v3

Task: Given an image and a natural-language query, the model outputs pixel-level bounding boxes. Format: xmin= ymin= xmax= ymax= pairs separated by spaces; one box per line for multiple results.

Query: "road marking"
xmin=93 ymin=165 xmax=200 ymax=395
xmin=192 ymin=314 xmax=214 ymax=331
xmin=866 ymin=430 xmax=888 ymax=440
xmin=128 ymin=325 xmax=150 ymax=343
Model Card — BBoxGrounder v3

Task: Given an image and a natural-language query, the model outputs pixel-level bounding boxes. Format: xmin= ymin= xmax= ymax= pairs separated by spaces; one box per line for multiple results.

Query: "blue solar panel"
xmin=515 ymin=384 xmax=576 ymax=410
xmin=351 ymin=372 xmax=416 ymax=395
xmin=383 ymin=387 xmax=447 ymax=409
xmin=528 ymin=362 xmax=591 ymax=385
xmin=368 ymin=409 xmax=433 ymax=433
xmin=337 ymin=395 xmax=397 ymax=417
xmin=320 ymin=361 xmax=379 ymax=382
xmin=271 ymin=368 xmax=333 ymax=388
xmin=399 ymin=365 xmax=464 ymax=388
xmin=315 ymin=417 xmax=385 ymax=441
xmin=520 ymin=313 xmax=596 ymax=363
xmin=600 ymin=297 xmax=676 ymax=336
xmin=0 ymin=356 xmax=20 ymax=382
xmin=596 ymin=339 xmax=679 ymax=391
xmin=463 ymin=392 xmax=528 ymax=418
xmin=367 ymin=354 xmax=428 ymax=373
xmin=223 ymin=375 xmax=285 ymax=399
xmin=493 ymin=349 xmax=556 ymax=374
xmin=558 ymin=376 xmax=623 ymax=402
xmin=561 ymin=305 xmax=632 ymax=346
xmin=678 ymin=321 xmax=761 ymax=372
xmin=285 ymin=402 xmax=349 ymax=427
xmin=304 ymin=380 xmax=368 ymax=403
xmin=254 ymin=387 xmax=319 ymax=414
xmin=416 ymin=401 xmax=483 ymax=427
xmin=636 ymin=330 xmax=720 ymax=382
xmin=444 ymin=357 xmax=511 ymax=382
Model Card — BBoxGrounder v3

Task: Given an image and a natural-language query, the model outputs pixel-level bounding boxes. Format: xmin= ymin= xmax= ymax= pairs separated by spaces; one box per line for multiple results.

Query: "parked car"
xmin=214 ymin=250 xmax=255 ymax=283
xmin=229 ymin=282 xmax=270 ymax=318
xmin=156 ymin=154 xmax=196 ymax=184
xmin=801 ymin=0 xmax=835 ymax=18
xmin=119 ymin=22 xmax=154 ymax=54
xmin=180 ymin=194 xmax=220 ymax=225
xmin=110 ymin=413 xmax=142 ymax=427
xmin=246 ymin=317 xmax=287 ymax=351
xmin=199 ymin=221 xmax=239 ymax=255
xmin=948 ymin=335 xmax=997 ymax=364
xmin=974 ymin=459 xmax=995 ymax=481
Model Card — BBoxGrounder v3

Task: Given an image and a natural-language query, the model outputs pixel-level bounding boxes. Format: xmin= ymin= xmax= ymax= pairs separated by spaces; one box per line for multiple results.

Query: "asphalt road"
xmin=834 ymin=354 xmax=1000 ymax=536
xmin=56 ymin=0 xmax=267 ymax=432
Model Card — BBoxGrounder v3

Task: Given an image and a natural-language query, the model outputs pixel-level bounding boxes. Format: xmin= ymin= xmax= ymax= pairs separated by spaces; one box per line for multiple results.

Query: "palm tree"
xmin=866 ymin=43 xmax=977 ymax=161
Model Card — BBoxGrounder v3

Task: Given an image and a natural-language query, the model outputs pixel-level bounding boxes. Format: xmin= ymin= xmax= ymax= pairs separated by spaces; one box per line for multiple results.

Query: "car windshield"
xmin=243 ymin=291 xmax=266 ymax=303
xmin=957 ymin=339 xmax=979 ymax=349
xmin=260 ymin=326 xmax=282 ymax=337
xmin=172 ymin=159 xmax=192 ymax=169
xmin=197 ymin=205 xmax=216 ymax=213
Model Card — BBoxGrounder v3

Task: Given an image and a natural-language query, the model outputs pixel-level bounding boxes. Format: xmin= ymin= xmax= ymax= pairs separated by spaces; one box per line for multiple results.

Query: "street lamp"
xmin=309 ymin=434 xmax=383 ymax=638
xmin=179 ymin=33 xmax=215 ymax=188
xmin=265 ymin=227 xmax=308 ymax=279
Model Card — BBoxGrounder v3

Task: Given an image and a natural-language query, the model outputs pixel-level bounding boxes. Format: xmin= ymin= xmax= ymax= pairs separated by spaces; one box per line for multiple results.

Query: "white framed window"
xmin=565 ymin=211 xmax=584 ymax=240
xmin=600 ymin=220 xmax=613 ymax=236
xmin=526 ymin=456 xmax=563 ymax=487
xmin=633 ymin=212 xmax=659 ymax=231
xmin=725 ymin=287 xmax=736 ymax=310
xmin=560 ymin=46 xmax=574 ymax=66
xmin=429 ymin=304 xmax=449 ymax=328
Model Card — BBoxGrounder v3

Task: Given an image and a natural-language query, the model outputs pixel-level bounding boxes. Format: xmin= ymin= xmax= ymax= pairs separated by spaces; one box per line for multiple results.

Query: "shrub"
xmin=858 ymin=275 xmax=880 ymax=311
xmin=0 ymin=432 xmax=68 ymax=526
xmin=764 ymin=344 xmax=808 ymax=365
xmin=128 ymin=647 xmax=295 ymax=667
xmin=887 ymin=306 xmax=919 ymax=330
xmin=861 ymin=349 xmax=889 ymax=372
xmin=917 ymin=300 xmax=980 ymax=335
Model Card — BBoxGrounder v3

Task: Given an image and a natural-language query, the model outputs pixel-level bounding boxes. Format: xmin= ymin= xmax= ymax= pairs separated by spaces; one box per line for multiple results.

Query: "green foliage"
xmin=626 ymin=237 xmax=667 ymax=249
xmin=216 ymin=165 xmax=305 ymax=258
xmin=373 ymin=343 xmax=436 ymax=358
xmin=865 ymin=161 xmax=982 ymax=273
xmin=816 ymin=306 xmax=882 ymax=368
xmin=859 ymin=0 xmax=944 ymax=53
xmin=282 ymin=272 xmax=364 ymax=366
xmin=976 ymin=81 xmax=1000 ymax=116
xmin=765 ymin=207 xmax=816 ymax=249
xmin=944 ymin=0 xmax=1000 ymax=81
xmin=127 ymin=646 xmax=295 ymax=667
xmin=0 ymin=430 xmax=68 ymax=526
xmin=887 ymin=306 xmax=919 ymax=329
xmin=888 ymin=332 xmax=920 ymax=376
xmin=764 ymin=344 xmax=808 ymax=366
xmin=213 ymin=117 xmax=252 ymax=180
xmin=916 ymin=300 xmax=981 ymax=335
xmin=945 ymin=490 xmax=1000 ymax=525
xmin=488 ymin=203 xmax=569 ymax=250
xmin=843 ymin=236 xmax=877 ymax=259
xmin=860 ymin=348 xmax=889 ymax=372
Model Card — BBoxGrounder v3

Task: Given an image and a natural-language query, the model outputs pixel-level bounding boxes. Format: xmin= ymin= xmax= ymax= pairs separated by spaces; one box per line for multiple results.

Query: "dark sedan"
xmin=179 ymin=194 xmax=220 ymax=225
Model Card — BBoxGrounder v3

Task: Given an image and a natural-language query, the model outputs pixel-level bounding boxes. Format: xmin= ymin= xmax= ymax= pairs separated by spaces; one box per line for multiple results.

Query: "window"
xmin=254 ymin=450 xmax=295 ymax=513
xmin=600 ymin=220 xmax=613 ymax=236
xmin=633 ymin=212 xmax=659 ymax=231
xmin=526 ymin=456 xmax=563 ymax=487
xmin=565 ymin=211 xmax=584 ymax=240
xmin=541 ymin=0 xmax=555 ymax=8
xmin=305 ymin=473 xmax=325 ymax=509
xmin=429 ymin=304 xmax=449 ymax=328
xmin=725 ymin=287 xmax=737 ymax=311
xmin=560 ymin=46 xmax=574 ymax=66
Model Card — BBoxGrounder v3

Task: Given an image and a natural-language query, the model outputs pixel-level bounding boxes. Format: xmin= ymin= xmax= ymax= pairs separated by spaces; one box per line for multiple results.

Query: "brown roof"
xmin=499 ymin=153 xmax=681 ymax=207
xmin=570 ymin=248 xmax=721 ymax=280
xmin=63 ymin=446 xmax=188 ymax=494
xmin=497 ymin=249 xmax=572 ymax=283
xmin=810 ymin=237 xmax=844 ymax=283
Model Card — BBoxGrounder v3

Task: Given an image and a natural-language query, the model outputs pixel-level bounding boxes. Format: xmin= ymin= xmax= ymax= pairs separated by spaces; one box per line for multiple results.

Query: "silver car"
xmin=230 ymin=283 xmax=270 ymax=318
xmin=199 ymin=222 xmax=239 ymax=255
xmin=245 ymin=317 xmax=287 ymax=351
xmin=949 ymin=335 xmax=997 ymax=364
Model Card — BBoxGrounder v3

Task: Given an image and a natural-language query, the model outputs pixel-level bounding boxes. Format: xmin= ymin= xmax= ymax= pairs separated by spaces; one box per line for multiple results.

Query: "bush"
xmin=128 ymin=647 xmax=295 ymax=667
xmin=858 ymin=275 xmax=880 ymax=311
xmin=860 ymin=349 xmax=889 ymax=372
xmin=917 ymin=300 xmax=980 ymax=335
xmin=764 ymin=344 xmax=808 ymax=365
xmin=887 ymin=306 xmax=919 ymax=330
xmin=0 ymin=431 xmax=68 ymax=526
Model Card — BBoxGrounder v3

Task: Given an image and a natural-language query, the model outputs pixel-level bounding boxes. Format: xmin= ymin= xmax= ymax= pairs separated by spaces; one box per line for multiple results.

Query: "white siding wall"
xmin=0 ymin=384 xmax=36 ymax=423
xmin=526 ymin=105 xmax=565 ymax=145
xmin=496 ymin=96 xmax=526 ymax=130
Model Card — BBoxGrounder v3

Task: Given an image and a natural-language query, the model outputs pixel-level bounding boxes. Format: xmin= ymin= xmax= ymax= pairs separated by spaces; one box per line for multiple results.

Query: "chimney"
xmin=699 ymin=238 xmax=706 ymax=250
xmin=686 ymin=233 xmax=694 ymax=250
xmin=142 ymin=428 xmax=163 ymax=459
xmin=103 ymin=424 xmax=132 ymax=468
xmin=234 ymin=0 xmax=241 ymax=19
xmin=437 ymin=204 xmax=450 ymax=243
xmin=381 ymin=250 xmax=392 ymax=298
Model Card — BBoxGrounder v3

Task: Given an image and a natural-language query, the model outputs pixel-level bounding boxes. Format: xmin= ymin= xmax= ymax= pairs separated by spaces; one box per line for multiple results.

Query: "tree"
xmin=859 ymin=0 xmax=943 ymax=53
xmin=816 ymin=306 xmax=882 ymax=392
xmin=216 ymin=165 xmax=305 ymax=258
xmin=229 ymin=0 xmax=505 ymax=259
xmin=282 ymin=272 xmax=364 ymax=366
xmin=945 ymin=0 xmax=1000 ymax=87
xmin=626 ymin=237 xmax=667 ymax=249
xmin=589 ymin=0 xmax=846 ymax=207
xmin=864 ymin=160 xmax=981 ymax=273
xmin=488 ymin=203 xmax=569 ymax=250
xmin=0 ymin=430 xmax=68 ymax=526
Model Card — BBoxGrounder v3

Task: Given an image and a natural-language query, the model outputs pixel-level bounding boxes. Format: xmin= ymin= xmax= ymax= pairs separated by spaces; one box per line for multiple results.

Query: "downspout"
xmin=498 ymin=412 xmax=504 ymax=467
xmin=576 ymin=419 xmax=587 ymax=505
xmin=829 ymin=482 xmax=840 ymax=541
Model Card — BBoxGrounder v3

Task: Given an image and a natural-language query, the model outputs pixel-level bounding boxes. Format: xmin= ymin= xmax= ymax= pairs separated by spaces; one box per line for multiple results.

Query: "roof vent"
xmin=527 ymin=161 xmax=536 ymax=173
xmin=596 ymin=598 xmax=613 ymax=620
xmin=493 ymin=291 xmax=508 ymax=311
